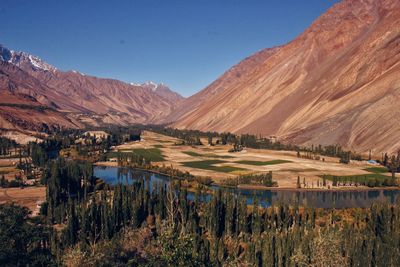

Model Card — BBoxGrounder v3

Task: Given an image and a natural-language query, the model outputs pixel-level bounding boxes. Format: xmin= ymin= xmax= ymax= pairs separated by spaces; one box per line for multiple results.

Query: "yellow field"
xmin=0 ymin=186 xmax=45 ymax=216
xmin=0 ymin=158 xmax=22 ymax=181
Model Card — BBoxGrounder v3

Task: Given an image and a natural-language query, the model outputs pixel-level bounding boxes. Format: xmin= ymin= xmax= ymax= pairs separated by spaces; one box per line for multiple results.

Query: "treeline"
xmin=2 ymin=163 xmax=400 ymax=266
xmin=383 ymin=152 xmax=400 ymax=175
xmin=102 ymin=126 xmax=141 ymax=146
xmin=327 ymin=175 xmax=397 ymax=188
xmin=41 ymin=175 xmax=400 ymax=266
xmin=26 ymin=127 xmax=141 ymax=163
xmin=222 ymin=172 xmax=277 ymax=187
xmin=43 ymin=158 xmax=95 ymax=223
xmin=149 ymin=126 xmax=206 ymax=145
xmin=0 ymin=136 xmax=17 ymax=156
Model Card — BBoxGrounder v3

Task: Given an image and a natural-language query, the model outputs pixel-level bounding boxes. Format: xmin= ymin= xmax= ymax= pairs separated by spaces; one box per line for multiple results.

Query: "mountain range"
xmin=1 ymin=0 xmax=399 ymax=154
xmin=166 ymin=0 xmax=400 ymax=154
xmin=0 ymin=45 xmax=184 ymax=132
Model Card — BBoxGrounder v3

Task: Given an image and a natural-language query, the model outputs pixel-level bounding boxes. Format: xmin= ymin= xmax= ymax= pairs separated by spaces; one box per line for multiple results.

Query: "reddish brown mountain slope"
xmin=0 ymin=62 xmax=82 ymax=131
xmin=168 ymin=0 xmax=400 ymax=154
xmin=0 ymin=46 xmax=184 ymax=130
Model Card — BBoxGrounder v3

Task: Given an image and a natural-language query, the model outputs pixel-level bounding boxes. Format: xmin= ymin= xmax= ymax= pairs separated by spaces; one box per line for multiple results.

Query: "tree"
xmin=166 ymin=183 xmax=177 ymax=230
xmin=339 ymin=152 xmax=350 ymax=164
xmin=158 ymin=229 xmax=201 ymax=266
xmin=0 ymin=204 xmax=55 ymax=266
xmin=291 ymin=230 xmax=348 ymax=267
xmin=208 ymin=135 xmax=213 ymax=146
xmin=0 ymin=175 xmax=6 ymax=187
xmin=332 ymin=176 xmax=338 ymax=186
xmin=297 ymin=176 xmax=301 ymax=189
xmin=389 ymin=155 xmax=399 ymax=183
xmin=383 ymin=153 xmax=389 ymax=166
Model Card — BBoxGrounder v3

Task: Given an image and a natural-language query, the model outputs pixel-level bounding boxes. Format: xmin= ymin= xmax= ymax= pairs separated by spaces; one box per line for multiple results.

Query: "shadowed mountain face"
xmin=0 ymin=45 xmax=184 ymax=131
xmin=167 ymin=0 xmax=400 ymax=154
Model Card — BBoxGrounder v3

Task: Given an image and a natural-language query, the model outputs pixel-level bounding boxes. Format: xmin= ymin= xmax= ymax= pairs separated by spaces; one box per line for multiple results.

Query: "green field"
xmin=364 ymin=167 xmax=389 ymax=174
xmin=236 ymin=159 xmax=292 ymax=166
xmin=182 ymin=151 xmax=202 ymax=157
xmin=108 ymin=148 xmax=165 ymax=162
xmin=132 ymin=148 xmax=165 ymax=162
xmin=322 ymin=173 xmax=395 ymax=187
xmin=182 ymin=151 xmax=234 ymax=159
xmin=182 ymin=159 xmax=245 ymax=173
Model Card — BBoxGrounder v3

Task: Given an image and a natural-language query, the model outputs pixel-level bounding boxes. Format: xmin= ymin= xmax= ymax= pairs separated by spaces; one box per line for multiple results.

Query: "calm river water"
xmin=94 ymin=166 xmax=400 ymax=209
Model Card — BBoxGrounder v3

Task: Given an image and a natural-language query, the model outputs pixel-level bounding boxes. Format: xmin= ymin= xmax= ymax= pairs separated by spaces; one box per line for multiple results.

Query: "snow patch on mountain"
xmin=71 ymin=70 xmax=85 ymax=76
xmin=0 ymin=44 xmax=57 ymax=72
xmin=142 ymin=81 xmax=159 ymax=91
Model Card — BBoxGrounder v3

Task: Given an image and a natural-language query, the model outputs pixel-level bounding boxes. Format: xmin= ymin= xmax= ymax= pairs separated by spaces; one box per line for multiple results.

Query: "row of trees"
xmin=222 ymin=172 xmax=277 ymax=187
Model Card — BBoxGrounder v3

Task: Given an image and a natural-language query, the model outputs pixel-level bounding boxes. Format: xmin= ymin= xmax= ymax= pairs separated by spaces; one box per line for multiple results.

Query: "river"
xmin=94 ymin=166 xmax=400 ymax=208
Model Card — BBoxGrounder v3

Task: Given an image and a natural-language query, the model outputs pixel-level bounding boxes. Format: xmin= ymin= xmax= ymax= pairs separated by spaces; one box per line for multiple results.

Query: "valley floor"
xmin=98 ymin=131 xmax=397 ymax=190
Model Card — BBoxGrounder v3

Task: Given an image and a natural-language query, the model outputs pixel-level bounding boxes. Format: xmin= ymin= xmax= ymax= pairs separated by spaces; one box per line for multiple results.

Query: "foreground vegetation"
xmin=0 ymin=126 xmax=399 ymax=266
xmin=2 ymin=172 xmax=400 ymax=266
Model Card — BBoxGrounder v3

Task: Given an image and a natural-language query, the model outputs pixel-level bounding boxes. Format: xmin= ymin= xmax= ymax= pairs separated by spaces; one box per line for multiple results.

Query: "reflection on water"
xmin=94 ymin=166 xmax=400 ymax=209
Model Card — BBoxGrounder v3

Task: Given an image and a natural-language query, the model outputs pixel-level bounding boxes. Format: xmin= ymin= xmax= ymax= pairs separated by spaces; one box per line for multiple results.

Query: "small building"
xmin=269 ymin=135 xmax=277 ymax=143
xmin=83 ymin=131 xmax=109 ymax=139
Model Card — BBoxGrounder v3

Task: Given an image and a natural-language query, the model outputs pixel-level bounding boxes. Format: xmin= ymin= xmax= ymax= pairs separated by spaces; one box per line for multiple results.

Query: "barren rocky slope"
xmin=168 ymin=0 xmax=400 ymax=154
xmin=0 ymin=62 xmax=82 ymax=131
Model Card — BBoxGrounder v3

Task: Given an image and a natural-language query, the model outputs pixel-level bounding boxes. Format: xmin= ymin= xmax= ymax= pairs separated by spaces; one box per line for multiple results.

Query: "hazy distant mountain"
xmin=0 ymin=44 xmax=184 ymax=131
xmin=140 ymin=81 xmax=185 ymax=103
xmin=167 ymin=0 xmax=400 ymax=154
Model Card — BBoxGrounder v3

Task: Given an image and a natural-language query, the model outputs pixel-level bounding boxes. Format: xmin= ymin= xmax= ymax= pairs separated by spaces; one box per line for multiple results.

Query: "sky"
xmin=0 ymin=0 xmax=338 ymax=97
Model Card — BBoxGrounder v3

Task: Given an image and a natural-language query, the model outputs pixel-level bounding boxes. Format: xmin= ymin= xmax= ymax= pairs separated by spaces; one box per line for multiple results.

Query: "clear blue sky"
xmin=0 ymin=0 xmax=338 ymax=97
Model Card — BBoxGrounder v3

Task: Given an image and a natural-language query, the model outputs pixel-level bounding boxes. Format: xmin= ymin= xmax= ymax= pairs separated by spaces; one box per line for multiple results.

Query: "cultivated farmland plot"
xmin=99 ymin=131 xmax=396 ymax=188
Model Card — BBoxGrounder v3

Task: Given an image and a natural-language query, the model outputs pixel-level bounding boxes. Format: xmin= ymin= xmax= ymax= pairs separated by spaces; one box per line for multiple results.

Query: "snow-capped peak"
xmin=141 ymin=81 xmax=159 ymax=91
xmin=71 ymin=70 xmax=85 ymax=76
xmin=27 ymin=54 xmax=56 ymax=71
xmin=0 ymin=44 xmax=57 ymax=72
